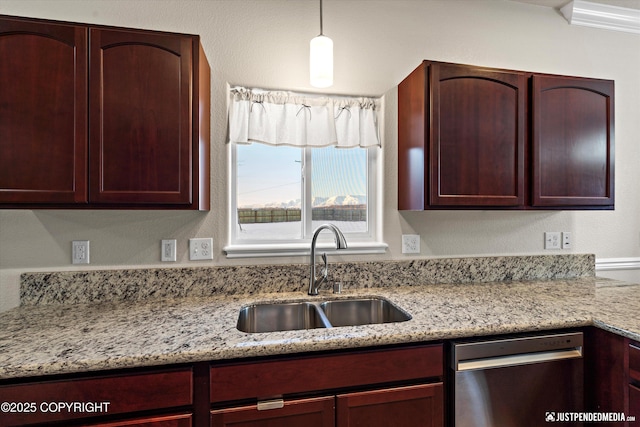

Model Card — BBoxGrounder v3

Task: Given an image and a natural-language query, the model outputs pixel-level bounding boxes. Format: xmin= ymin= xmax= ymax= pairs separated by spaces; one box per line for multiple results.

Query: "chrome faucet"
xmin=308 ymin=224 xmax=347 ymax=295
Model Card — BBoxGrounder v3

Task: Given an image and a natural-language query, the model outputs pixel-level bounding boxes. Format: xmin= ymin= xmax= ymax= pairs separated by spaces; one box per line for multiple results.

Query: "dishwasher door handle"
xmin=456 ymin=347 xmax=583 ymax=372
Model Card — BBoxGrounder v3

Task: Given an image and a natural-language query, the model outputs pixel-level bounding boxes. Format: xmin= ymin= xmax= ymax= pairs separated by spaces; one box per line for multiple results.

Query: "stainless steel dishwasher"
xmin=452 ymin=331 xmax=584 ymax=427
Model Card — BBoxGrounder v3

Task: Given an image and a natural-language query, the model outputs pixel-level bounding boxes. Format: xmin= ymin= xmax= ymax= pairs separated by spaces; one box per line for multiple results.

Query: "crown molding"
xmin=561 ymin=0 xmax=640 ymax=34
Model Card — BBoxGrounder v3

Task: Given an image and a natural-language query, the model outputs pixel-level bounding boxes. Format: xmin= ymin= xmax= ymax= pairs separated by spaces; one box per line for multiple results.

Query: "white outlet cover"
xmin=544 ymin=232 xmax=561 ymax=250
xmin=402 ymin=234 xmax=420 ymax=254
xmin=72 ymin=240 xmax=90 ymax=264
xmin=189 ymin=238 xmax=213 ymax=260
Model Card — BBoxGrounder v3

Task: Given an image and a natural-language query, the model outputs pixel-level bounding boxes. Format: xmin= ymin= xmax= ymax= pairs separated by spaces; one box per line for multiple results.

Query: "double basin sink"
xmin=237 ymin=297 xmax=411 ymax=333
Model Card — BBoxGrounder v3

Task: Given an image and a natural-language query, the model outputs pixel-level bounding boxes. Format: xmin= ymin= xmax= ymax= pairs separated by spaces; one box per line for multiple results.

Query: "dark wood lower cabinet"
xmin=0 ymin=368 xmax=193 ymax=426
xmin=87 ymin=413 xmax=193 ymax=427
xmin=337 ymin=383 xmax=443 ymax=427
xmin=210 ymin=344 xmax=444 ymax=427
xmin=211 ymin=397 xmax=335 ymax=427
xmin=630 ymin=385 xmax=640 ymax=424
xmin=585 ymin=328 xmax=640 ymax=427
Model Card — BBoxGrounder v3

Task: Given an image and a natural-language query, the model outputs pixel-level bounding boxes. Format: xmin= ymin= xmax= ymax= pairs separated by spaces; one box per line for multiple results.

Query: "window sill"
xmin=223 ymin=241 xmax=388 ymax=259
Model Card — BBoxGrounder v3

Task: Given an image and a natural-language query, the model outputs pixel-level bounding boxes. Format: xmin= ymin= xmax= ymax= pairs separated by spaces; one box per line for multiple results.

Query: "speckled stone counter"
xmin=1 ymin=273 xmax=639 ymax=380
xmin=19 ymin=254 xmax=595 ymax=305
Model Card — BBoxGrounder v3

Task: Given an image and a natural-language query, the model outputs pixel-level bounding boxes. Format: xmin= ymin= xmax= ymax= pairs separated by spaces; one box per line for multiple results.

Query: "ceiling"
xmin=510 ymin=0 xmax=640 ymax=9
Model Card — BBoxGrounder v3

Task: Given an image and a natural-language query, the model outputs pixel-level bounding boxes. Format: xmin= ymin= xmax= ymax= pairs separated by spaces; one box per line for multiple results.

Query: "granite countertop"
xmin=1 ymin=276 xmax=639 ymax=380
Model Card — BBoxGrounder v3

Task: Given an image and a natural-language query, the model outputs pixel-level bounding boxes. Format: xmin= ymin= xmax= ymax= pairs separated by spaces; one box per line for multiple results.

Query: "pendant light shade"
xmin=310 ymin=35 xmax=333 ymax=88
xmin=310 ymin=0 xmax=333 ymax=88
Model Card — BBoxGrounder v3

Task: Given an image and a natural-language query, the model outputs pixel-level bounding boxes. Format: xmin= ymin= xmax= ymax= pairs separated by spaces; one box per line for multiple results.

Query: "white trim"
xmin=223 ymin=241 xmax=388 ymax=259
xmin=596 ymin=257 xmax=640 ymax=271
xmin=561 ymin=0 xmax=640 ymax=35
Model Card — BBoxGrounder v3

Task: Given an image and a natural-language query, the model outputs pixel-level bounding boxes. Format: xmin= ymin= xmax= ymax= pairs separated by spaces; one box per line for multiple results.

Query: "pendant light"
xmin=310 ymin=0 xmax=333 ymax=88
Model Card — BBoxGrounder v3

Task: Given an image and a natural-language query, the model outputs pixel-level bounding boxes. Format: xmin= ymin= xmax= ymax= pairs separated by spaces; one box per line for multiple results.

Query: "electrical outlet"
xmin=161 ymin=239 xmax=177 ymax=262
xmin=562 ymin=232 xmax=572 ymax=249
xmin=544 ymin=232 xmax=561 ymax=250
xmin=189 ymin=238 xmax=213 ymax=260
xmin=72 ymin=240 xmax=90 ymax=264
xmin=402 ymin=234 xmax=420 ymax=254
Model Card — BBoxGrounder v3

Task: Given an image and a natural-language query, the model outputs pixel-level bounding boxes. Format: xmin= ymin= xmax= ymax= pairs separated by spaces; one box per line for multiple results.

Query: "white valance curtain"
xmin=228 ymin=87 xmax=380 ymax=148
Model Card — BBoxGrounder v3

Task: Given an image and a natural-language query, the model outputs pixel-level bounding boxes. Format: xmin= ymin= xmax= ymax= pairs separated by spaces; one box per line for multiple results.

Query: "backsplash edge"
xmin=19 ymin=254 xmax=595 ymax=306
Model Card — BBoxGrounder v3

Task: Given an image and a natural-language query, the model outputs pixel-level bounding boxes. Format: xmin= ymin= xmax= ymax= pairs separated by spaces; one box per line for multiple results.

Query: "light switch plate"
xmin=402 ymin=234 xmax=420 ymax=254
xmin=161 ymin=239 xmax=177 ymax=262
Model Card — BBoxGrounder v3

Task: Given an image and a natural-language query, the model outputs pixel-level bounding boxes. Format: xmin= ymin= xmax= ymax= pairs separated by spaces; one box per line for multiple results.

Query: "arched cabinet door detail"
xmin=89 ymin=29 xmax=193 ymax=205
xmin=0 ymin=18 xmax=88 ymax=204
xmin=398 ymin=60 xmax=614 ymax=211
xmin=532 ymin=75 xmax=614 ymax=208
xmin=0 ymin=15 xmax=210 ymax=210
xmin=430 ymin=64 xmax=526 ymax=207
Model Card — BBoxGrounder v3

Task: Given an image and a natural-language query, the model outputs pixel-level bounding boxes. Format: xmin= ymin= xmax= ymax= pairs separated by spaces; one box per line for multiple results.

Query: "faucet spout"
xmin=308 ymin=224 xmax=347 ymax=295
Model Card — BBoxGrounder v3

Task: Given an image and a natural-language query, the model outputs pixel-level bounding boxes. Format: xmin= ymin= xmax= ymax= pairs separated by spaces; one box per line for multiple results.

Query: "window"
xmin=225 ymin=87 xmax=385 ymax=257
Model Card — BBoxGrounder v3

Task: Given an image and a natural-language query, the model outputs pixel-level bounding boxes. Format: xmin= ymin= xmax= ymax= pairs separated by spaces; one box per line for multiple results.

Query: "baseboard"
xmin=596 ymin=257 xmax=640 ymax=272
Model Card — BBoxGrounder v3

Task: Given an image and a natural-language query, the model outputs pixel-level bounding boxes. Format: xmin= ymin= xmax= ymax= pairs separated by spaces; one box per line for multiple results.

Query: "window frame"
xmin=225 ymin=143 xmax=386 ymax=258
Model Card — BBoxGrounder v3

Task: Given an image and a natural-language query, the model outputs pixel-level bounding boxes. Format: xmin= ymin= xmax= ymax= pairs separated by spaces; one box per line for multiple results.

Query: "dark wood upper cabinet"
xmin=532 ymin=75 xmax=614 ymax=208
xmin=89 ymin=28 xmax=194 ymax=206
xmin=398 ymin=60 xmax=614 ymax=210
xmin=0 ymin=15 xmax=210 ymax=210
xmin=430 ymin=63 xmax=526 ymax=207
xmin=0 ymin=17 xmax=88 ymax=204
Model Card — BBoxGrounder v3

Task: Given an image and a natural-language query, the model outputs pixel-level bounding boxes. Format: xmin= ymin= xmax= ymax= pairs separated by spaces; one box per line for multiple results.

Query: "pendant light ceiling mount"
xmin=310 ymin=0 xmax=333 ymax=88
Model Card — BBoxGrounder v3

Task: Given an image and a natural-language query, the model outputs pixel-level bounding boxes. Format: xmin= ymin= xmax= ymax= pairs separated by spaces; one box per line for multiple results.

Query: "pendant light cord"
xmin=319 ymin=0 xmax=324 ymax=35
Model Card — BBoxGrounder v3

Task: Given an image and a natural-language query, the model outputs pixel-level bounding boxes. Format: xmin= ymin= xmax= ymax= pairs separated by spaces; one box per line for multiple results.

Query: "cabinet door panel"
xmin=337 ymin=383 xmax=443 ymax=427
xmin=532 ymin=75 xmax=614 ymax=207
xmin=211 ymin=396 xmax=334 ymax=427
xmin=0 ymin=17 xmax=87 ymax=203
xmin=90 ymin=28 xmax=192 ymax=205
xmin=430 ymin=64 xmax=526 ymax=207
xmin=87 ymin=413 xmax=192 ymax=427
xmin=630 ymin=385 xmax=640 ymax=424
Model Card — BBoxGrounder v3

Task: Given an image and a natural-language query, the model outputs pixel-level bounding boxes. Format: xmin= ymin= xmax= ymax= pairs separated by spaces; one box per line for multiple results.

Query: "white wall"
xmin=1 ymin=0 xmax=639 ymax=311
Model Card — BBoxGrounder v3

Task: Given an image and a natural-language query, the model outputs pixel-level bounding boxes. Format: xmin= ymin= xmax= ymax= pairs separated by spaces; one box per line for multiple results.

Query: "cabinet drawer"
xmin=87 ymin=412 xmax=192 ymax=427
xmin=211 ymin=396 xmax=334 ymax=427
xmin=0 ymin=368 xmax=192 ymax=426
xmin=210 ymin=344 xmax=442 ymax=403
xmin=630 ymin=343 xmax=640 ymax=383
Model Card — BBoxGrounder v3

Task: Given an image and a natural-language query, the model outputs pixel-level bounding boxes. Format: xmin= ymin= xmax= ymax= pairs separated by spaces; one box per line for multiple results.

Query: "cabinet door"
xmin=211 ymin=396 xmax=334 ymax=427
xmin=337 ymin=383 xmax=443 ymax=427
xmin=89 ymin=28 xmax=192 ymax=205
xmin=0 ymin=17 xmax=87 ymax=204
xmin=630 ymin=385 xmax=640 ymax=425
xmin=87 ymin=413 xmax=192 ymax=427
xmin=532 ymin=75 xmax=614 ymax=207
xmin=430 ymin=63 xmax=526 ymax=207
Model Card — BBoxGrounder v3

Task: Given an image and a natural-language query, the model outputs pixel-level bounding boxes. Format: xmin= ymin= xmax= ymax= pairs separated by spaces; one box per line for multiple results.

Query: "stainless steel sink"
xmin=236 ymin=302 xmax=330 ymax=333
xmin=320 ymin=298 xmax=411 ymax=327
xmin=237 ymin=297 xmax=410 ymax=333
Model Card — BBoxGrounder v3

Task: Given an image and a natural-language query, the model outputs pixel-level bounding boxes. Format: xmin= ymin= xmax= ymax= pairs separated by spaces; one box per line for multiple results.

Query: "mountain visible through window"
xmin=235 ymin=143 xmax=368 ymax=242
